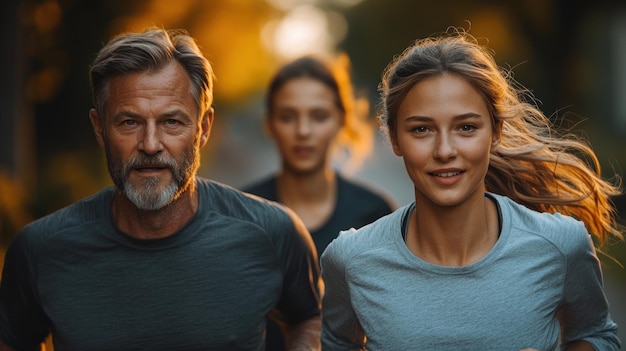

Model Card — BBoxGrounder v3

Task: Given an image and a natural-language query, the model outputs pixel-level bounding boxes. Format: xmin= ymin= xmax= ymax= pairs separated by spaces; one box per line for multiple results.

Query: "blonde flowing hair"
xmin=379 ymin=28 xmax=623 ymax=248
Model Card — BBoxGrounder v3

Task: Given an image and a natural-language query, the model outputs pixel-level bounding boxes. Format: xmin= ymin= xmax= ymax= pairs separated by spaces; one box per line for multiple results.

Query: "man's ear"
xmin=199 ymin=107 xmax=214 ymax=147
xmin=89 ymin=108 xmax=105 ymax=148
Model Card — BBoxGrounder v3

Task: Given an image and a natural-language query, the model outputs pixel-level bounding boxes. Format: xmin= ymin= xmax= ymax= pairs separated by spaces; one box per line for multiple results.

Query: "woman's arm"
xmin=320 ymin=237 xmax=366 ymax=350
xmin=559 ymin=227 xmax=620 ymax=350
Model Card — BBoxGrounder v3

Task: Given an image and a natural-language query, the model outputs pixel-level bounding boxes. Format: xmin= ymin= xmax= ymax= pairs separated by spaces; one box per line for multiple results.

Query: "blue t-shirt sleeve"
xmin=320 ymin=229 xmax=366 ymax=350
xmin=558 ymin=219 xmax=620 ymax=350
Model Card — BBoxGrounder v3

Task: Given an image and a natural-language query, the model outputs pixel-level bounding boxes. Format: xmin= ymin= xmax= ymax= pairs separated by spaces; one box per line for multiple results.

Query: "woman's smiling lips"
xmin=428 ymin=169 xmax=464 ymax=185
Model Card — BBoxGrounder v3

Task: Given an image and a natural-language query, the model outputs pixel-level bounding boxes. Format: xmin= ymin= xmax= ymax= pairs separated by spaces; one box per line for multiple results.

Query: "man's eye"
xmin=166 ymin=119 xmax=179 ymax=125
xmin=123 ymin=120 xmax=136 ymax=126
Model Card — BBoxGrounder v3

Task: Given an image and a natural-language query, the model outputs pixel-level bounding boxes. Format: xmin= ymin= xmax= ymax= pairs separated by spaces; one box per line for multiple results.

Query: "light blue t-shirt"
xmin=320 ymin=193 xmax=620 ymax=351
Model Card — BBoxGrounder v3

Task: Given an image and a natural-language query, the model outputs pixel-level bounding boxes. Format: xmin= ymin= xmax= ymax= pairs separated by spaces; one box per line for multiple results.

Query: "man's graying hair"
xmin=89 ymin=27 xmax=214 ymax=119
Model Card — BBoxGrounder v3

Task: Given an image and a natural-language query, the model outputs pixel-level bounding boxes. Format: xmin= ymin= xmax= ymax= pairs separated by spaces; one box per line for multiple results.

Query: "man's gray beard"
xmin=104 ymin=135 xmax=200 ymax=211
xmin=108 ymin=153 xmax=190 ymax=211
xmin=122 ymin=175 xmax=178 ymax=211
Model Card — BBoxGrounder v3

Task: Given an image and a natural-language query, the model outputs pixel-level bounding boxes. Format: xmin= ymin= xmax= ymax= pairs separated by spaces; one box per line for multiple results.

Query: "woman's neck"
xmin=406 ymin=193 xmax=499 ymax=266
xmin=276 ymin=168 xmax=337 ymax=231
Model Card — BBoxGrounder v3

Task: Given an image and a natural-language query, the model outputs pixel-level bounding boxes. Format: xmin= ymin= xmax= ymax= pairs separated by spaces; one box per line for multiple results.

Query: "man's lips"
xmin=133 ymin=166 xmax=170 ymax=174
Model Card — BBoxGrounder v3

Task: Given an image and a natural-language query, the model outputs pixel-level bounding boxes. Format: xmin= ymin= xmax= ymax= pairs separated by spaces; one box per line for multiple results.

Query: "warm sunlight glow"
xmin=263 ymin=5 xmax=329 ymax=59
xmin=262 ymin=5 xmax=346 ymax=60
xmin=266 ymin=0 xmax=364 ymax=11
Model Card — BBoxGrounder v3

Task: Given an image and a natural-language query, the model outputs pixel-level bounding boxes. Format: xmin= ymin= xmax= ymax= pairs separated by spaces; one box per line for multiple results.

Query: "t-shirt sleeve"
xmin=559 ymin=220 xmax=621 ymax=350
xmin=0 ymin=228 xmax=51 ymax=350
xmin=320 ymin=231 xmax=366 ymax=350
xmin=271 ymin=207 xmax=322 ymax=324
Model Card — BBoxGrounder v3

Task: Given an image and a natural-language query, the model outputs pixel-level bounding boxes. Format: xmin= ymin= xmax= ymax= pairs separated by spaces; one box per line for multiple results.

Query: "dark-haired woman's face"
xmin=267 ymin=77 xmax=343 ymax=175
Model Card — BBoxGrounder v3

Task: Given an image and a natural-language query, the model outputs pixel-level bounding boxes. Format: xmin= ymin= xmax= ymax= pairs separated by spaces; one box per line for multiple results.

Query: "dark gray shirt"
xmin=0 ymin=178 xmax=321 ymax=351
xmin=243 ymin=173 xmax=395 ymax=255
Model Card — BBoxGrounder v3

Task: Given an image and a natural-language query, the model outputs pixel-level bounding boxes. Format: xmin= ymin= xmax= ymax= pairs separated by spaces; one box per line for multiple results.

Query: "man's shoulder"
xmin=15 ymin=188 xmax=113 ymax=248
xmin=197 ymin=178 xmax=314 ymax=256
xmin=197 ymin=177 xmax=292 ymax=226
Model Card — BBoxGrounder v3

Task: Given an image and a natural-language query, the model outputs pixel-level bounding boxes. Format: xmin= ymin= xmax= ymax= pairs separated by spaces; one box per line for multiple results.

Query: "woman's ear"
xmin=390 ymin=134 xmax=402 ymax=157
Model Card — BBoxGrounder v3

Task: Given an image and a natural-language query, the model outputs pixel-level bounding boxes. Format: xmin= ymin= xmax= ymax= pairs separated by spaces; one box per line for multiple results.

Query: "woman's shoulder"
xmin=336 ymin=173 xmax=397 ymax=209
xmin=240 ymin=175 xmax=278 ymax=200
xmin=492 ymin=193 xmax=590 ymax=251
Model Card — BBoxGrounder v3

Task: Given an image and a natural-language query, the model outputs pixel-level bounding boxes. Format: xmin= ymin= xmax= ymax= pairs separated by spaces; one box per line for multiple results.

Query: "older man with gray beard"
xmin=0 ymin=27 xmax=322 ymax=351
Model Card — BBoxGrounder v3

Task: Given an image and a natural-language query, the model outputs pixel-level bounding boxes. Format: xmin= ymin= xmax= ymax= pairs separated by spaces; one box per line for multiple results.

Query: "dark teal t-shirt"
xmin=243 ymin=172 xmax=394 ymax=351
xmin=0 ymin=178 xmax=321 ymax=351
xmin=243 ymin=173 xmax=395 ymax=255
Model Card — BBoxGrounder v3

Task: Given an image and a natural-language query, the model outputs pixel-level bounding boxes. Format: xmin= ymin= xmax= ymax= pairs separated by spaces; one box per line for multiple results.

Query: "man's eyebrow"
xmin=112 ymin=109 xmax=192 ymax=120
xmin=112 ymin=110 xmax=140 ymax=120
xmin=161 ymin=109 xmax=191 ymax=119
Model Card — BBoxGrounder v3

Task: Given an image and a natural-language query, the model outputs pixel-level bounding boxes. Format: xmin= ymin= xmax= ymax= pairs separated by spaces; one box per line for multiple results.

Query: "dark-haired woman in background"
xmin=243 ymin=54 xmax=396 ymax=350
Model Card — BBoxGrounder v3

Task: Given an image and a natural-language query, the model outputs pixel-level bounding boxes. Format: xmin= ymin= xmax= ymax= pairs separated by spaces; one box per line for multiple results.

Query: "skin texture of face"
xmin=90 ymin=61 xmax=212 ymax=211
xmin=266 ymin=77 xmax=343 ymax=176
xmin=392 ymin=72 xmax=501 ymax=209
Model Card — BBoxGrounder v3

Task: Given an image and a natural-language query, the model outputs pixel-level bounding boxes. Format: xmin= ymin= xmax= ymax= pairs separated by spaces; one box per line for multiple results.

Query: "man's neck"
xmin=111 ymin=183 xmax=199 ymax=240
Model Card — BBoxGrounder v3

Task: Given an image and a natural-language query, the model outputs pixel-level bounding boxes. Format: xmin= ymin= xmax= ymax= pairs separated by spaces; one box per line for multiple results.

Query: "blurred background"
xmin=1 ymin=0 xmax=625 ymax=344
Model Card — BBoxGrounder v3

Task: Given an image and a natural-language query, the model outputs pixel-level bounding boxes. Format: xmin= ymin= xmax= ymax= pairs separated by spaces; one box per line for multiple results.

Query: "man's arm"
xmin=284 ymin=316 xmax=321 ymax=351
xmin=564 ymin=341 xmax=596 ymax=351
xmin=0 ymin=341 xmax=15 ymax=351
xmin=0 ymin=341 xmax=47 ymax=351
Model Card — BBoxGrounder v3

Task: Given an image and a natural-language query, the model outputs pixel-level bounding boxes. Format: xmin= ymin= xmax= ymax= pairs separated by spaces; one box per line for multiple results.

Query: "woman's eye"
xmin=412 ymin=126 xmax=429 ymax=133
xmin=460 ymin=124 xmax=476 ymax=132
xmin=311 ymin=111 xmax=330 ymax=122
xmin=277 ymin=114 xmax=295 ymax=123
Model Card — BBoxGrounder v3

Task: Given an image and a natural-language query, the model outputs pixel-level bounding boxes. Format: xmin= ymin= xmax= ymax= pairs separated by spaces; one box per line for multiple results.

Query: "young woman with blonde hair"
xmin=320 ymin=29 xmax=623 ymax=350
